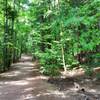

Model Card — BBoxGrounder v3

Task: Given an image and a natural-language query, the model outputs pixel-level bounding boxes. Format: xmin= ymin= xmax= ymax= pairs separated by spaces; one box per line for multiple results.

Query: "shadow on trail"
xmin=0 ymin=54 xmax=100 ymax=100
xmin=0 ymin=55 xmax=69 ymax=100
xmin=0 ymin=62 xmax=39 ymax=81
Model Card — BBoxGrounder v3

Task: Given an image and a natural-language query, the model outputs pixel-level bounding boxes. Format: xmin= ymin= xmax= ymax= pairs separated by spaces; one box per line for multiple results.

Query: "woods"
xmin=0 ymin=0 xmax=100 ymax=75
xmin=0 ymin=0 xmax=100 ymax=100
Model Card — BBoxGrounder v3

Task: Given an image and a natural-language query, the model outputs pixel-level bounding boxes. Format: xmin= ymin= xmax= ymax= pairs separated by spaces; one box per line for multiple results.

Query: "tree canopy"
xmin=0 ymin=0 xmax=100 ymax=75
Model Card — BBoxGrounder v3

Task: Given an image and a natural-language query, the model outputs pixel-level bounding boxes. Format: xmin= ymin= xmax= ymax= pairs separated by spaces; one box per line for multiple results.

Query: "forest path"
xmin=0 ymin=54 xmax=100 ymax=100
xmin=0 ymin=54 xmax=67 ymax=100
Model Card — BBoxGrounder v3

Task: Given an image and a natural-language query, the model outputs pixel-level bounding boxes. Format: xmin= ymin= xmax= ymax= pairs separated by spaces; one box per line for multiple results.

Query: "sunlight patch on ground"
xmin=39 ymin=76 xmax=49 ymax=80
xmin=23 ymin=87 xmax=34 ymax=92
xmin=25 ymin=75 xmax=49 ymax=81
xmin=89 ymin=89 xmax=97 ymax=93
xmin=21 ymin=55 xmax=32 ymax=60
xmin=0 ymin=71 xmax=21 ymax=77
xmin=61 ymin=68 xmax=84 ymax=77
xmin=0 ymin=63 xmax=36 ymax=78
xmin=19 ymin=94 xmax=36 ymax=100
xmin=15 ymin=62 xmax=34 ymax=66
xmin=25 ymin=76 xmax=42 ymax=81
xmin=36 ymin=90 xmax=67 ymax=99
xmin=22 ymin=62 xmax=34 ymax=66
xmin=2 ymin=80 xmax=29 ymax=86
xmin=66 ymin=84 xmax=98 ymax=93
xmin=36 ymin=90 xmax=67 ymax=98
xmin=19 ymin=66 xmax=34 ymax=69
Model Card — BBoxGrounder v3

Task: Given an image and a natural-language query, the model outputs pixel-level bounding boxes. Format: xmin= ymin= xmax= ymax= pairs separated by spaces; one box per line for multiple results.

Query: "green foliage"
xmin=0 ymin=0 xmax=99 ymax=75
xmin=39 ymin=49 xmax=61 ymax=76
xmin=29 ymin=0 xmax=100 ymax=75
xmin=0 ymin=0 xmax=30 ymax=71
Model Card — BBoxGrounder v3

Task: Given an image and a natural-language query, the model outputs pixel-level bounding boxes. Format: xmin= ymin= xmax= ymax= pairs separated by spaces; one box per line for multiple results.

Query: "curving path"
xmin=0 ymin=55 xmax=67 ymax=100
xmin=0 ymin=55 xmax=100 ymax=100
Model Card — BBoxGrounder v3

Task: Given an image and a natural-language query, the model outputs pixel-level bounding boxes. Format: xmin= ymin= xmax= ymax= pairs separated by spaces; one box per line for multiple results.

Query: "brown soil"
xmin=0 ymin=54 xmax=100 ymax=100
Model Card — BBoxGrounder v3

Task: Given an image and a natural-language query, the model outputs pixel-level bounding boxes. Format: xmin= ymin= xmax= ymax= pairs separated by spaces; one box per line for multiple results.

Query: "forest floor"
xmin=0 ymin=55 xmax=100 ymax=100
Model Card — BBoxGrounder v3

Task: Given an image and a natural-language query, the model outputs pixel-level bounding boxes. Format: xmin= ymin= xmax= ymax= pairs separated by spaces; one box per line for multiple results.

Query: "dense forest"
xmin=0 ymin=0 xmax=100 ymax=76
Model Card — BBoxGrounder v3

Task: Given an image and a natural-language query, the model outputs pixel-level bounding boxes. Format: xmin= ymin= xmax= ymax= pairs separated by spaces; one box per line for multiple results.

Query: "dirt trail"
xmin=0 ymin=55 xmax=100 ymax=100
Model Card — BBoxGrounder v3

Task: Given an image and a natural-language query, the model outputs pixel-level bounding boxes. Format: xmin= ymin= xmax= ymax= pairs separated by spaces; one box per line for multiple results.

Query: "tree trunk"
xmin=3 ymin=0 xmax=9 ymax=71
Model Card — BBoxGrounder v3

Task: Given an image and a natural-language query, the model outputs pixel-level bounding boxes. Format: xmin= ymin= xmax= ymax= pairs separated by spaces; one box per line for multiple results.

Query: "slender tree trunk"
xmin=61 ymin=45 xmax=66 ymax=72
xmin=3 ymin=0 xmax=8 ymax=71
xmin=58 ymin=0 xmax=67 ymax=72
xmin=12 ymin=0 xmax=16 ymax=62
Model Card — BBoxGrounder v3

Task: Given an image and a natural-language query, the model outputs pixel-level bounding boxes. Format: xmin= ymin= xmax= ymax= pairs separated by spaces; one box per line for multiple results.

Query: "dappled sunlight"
xmin=13 ymin=62 xmax=34 ymax=68
xmin=36 ymin=90 xmax=68 ymax=99
xmin=23 ymin=87 xmax=34 ymax=93
xmin=9 ymin=80 xmax=29 ymax=86
xmin=69 ymin=86 xmax=98 ymax=93
xmin=61 ymin=68 xmax=84 ymax=78
xmin=20 ymin=66 xmax=34 ymax=70
xmin=25 ymin=76 xmax=48 ymax=81
xmin=19 ymin=94 xmax=36 ymax=100
xmin=0 ymin=71 xmax=21 ymax=77
xmin=20 ymin=55 xmax=32 ymax=61
xmin=25 ymin=76 xmax=44 ymax=81
xmin=0 ymin=55 xmax=99 ymax=100
xmin=0 ymin=0 xmax=99 ymax=99
xmin=20 ymin=62 xmax=34 ymax=66
xmin=21 ymin=55 xmax=32 ymax=60
xmin=89 ymin=89 xmax=97 ymax=93
xmin=0 ymin=59 xmax=39 ymax=81
xmin=0 ymin=80 xmax=29 ymax=86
